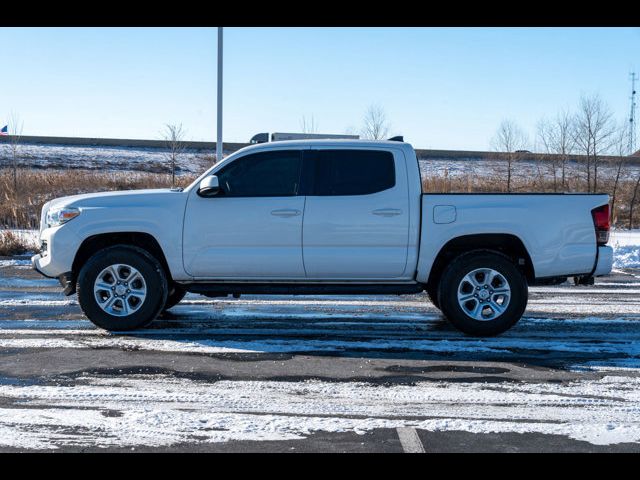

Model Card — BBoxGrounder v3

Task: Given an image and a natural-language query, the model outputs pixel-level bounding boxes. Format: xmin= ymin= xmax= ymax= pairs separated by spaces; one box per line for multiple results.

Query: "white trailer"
xmin=250 ymin=132 xmax=359 ymax=144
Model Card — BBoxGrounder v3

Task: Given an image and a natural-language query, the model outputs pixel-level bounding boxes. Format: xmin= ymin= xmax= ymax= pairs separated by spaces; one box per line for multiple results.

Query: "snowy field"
xmin=0 ymin=252 xmax=640 ymax=451
xmin=3 ymin=141 xmax=640 ymax=180
xmin=419 ymin=158 xmax=640 ymax=181
xmin=0 ymin=142 xmax=220 ymax=175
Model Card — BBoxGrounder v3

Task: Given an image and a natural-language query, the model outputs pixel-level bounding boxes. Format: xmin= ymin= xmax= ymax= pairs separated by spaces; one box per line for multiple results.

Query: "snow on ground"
xmin=4 ymin=141 xmax=640 ymax=180
xmin=5 ymin=229 xmax=38 ymax=241
xmin=1 ymin=266 xmax=640 ymax=449
xmin=0 ymin=372 xmax=639 ymax=449
xmin=0 ymin=229 xmax=39 ymax=254
xmin=1 ymin=143 xmax=218 ymax=175
xmin=0 ymin=287 xmax=639 ymax=361
xmin=611 ymin=229 xmax=640 ymax=269
xmin=0 ymin=310 xmax=639 ymax=360
xmin=0 ymin=259 xmax=32 ymax=268
xmin=420 ymin=158 xmax=640 ymax=181
xmin=0 ymin=277 xmax=59 ymax=288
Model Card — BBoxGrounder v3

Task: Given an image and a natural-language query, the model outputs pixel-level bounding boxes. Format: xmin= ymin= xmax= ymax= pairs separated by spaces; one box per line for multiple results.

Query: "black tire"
xmin=426 ymin=285 xmax=440 ymax=310
xmin=438 ymin=250 xmax=528 ymax=337
xmin=163 ymin=284 xmax=187 ymax=311
xmin=76 ymin=245 xmax=168 ymax=331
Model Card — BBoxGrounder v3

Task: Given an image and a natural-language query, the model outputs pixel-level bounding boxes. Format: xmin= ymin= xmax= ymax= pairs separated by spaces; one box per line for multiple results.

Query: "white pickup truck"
xmin=32 ymin=139 xmax=613 ymax=336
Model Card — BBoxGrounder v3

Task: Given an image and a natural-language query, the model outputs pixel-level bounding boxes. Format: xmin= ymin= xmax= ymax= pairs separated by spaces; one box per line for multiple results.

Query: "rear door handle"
xmin=271 ymin=209 xmax=302 ymax=217
xmin=372 ymin=208 xmax=402 ymax=217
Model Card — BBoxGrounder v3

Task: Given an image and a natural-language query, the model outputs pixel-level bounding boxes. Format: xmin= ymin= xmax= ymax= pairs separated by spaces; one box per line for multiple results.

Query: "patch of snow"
xmin=0 ymin=259 xmax=32 ymax=268
xmin=0 ymin=298 xmax=77 ymax=306
xmin=526 ymin=297 xmax=640 ymax=315
xmin=0 ymin=143 xmax=217 ymax=176
xmin=0 ymin=277 xmax=60 ymax=288
xmin=529 ymin=287 xmax=640 ymax=294
xmin=420 ymin=158 xmax=640 ymax=182
xmin=1 ymin=314 xmax=639 ymax=361
xmin=0 ymin=374 xmax=639 ymax=449
xmin=0 ymin=229 xmax=39 ymax=244
xmin=610 ymin=229 xmax=640 ymax=269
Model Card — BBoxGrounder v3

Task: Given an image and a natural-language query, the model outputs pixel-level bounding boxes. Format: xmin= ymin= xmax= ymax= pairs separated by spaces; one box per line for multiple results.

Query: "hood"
xmin=46 ymin=188 xmax=182 ymax=209
xmin=40 ymin=188 xmax=185 ymax=231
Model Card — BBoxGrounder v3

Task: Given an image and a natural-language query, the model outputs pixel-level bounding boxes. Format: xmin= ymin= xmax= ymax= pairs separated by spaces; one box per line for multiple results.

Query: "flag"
xmin=0 ymin=125 xmax=8 ymax=135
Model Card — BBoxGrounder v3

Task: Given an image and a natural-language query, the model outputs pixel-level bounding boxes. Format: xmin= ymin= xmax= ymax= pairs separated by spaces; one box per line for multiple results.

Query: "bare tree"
xmin=361 ymin=104 xmax=390 ymax=140
xmin=161 ymin=123 xmax=186 ymax=187
xmin=536 ymin=119 xmax=556 ymax=190
xmin=572 ymin=94 xmax=616 ymax=193
xmin=6 ymin=112 xmax=24 ymax=193
xmin=609 ymin=122 xmax=631 ymax=224
xmin=631 ymin=173 xmax=640 ymax=229
xmin=490 ymin=119 xmax=529 ymax=192
xmin=537 ymin=110 xmax=575 ymax=191
xmin=300 ymin=115 xmax=318 ymax=134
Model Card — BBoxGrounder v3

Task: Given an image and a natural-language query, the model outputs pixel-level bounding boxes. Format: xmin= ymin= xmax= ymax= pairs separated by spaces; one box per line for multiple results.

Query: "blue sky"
xmin=0 ymin=27 xmax=638 ymax=150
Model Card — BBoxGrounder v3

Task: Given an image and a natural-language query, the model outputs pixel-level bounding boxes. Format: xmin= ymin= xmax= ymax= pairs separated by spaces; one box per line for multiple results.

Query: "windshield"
xmin=184 ymin=148 xmax=244 ymax=192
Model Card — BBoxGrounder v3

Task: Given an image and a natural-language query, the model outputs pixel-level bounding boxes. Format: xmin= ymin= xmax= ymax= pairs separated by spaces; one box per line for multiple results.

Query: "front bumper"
xmin=594 ymin=245 xmax=613 ymax=276
xmin=31 ymin=253 xmax=55 ymax=279
xmin=32 ymin=254 xmax=76 ymax=295
xmin=29 ymin=224 xmax=78 ymax=278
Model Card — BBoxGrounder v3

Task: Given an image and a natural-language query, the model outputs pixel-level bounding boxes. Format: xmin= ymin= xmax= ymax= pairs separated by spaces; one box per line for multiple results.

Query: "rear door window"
xmin=307 ymin=150 xmax=395 ymax=196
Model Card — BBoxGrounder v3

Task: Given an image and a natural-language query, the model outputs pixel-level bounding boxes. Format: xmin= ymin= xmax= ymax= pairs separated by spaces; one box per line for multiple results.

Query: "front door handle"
xmin=271 ymin=209 xmax=302 ymax=217
xmin=372 ymin=208 xmax=402 ymax=217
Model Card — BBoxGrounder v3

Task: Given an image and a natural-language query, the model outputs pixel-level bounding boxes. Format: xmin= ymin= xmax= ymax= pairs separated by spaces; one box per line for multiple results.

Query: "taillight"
xmin=591 ymin=204 xmax=610 ymax=245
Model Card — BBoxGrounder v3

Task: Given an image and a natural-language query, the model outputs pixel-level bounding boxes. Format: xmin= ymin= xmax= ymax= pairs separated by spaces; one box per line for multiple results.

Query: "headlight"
xmin=46 ymin=207 xmax=81 ymax=227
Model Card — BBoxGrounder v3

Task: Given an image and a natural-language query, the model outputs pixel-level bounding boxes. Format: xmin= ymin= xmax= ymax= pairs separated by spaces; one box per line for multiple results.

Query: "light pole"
xmin=216 ymin=27 xmax=223 ymax=162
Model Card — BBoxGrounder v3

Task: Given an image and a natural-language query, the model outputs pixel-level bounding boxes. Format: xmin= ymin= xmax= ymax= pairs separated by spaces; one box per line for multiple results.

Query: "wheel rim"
xmin=93 ymin=264 xmax=147 ymax=317
xmin=457 ymin=267 xmax=511 ymax=321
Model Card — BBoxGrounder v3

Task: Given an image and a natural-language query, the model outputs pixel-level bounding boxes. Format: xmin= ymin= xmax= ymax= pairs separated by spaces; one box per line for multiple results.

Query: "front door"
xmin=182 ymin=149 xmax=306 ymax=279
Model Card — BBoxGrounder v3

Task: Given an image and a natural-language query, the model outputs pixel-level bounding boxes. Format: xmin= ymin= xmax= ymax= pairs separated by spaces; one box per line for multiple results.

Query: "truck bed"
xmin=416 ymin=193 xmax=611 ymax=282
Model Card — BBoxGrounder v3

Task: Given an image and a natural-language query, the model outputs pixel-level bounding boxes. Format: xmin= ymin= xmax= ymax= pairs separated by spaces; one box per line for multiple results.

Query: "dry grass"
xmin=0 ymin=230 xmax=38 ymax=256
xmin=0 ymin=168 xmax=198 ymax=229
xmin=1 ymin=164 xmax=639 ymax=234
xmin=422 ymin=169 xmax=640 ymax=228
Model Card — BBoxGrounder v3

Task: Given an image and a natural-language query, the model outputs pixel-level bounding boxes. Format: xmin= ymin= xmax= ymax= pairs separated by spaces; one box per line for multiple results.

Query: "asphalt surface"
xmin=0 ymin=257 xmax=639 ymax=452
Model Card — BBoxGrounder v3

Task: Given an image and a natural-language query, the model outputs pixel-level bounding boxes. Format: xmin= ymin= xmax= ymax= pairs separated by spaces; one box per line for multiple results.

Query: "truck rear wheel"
xmin=438 ymin=250 xmax=528 ymax=336
xmin=76 ymin=245 xmax=168 ymax=331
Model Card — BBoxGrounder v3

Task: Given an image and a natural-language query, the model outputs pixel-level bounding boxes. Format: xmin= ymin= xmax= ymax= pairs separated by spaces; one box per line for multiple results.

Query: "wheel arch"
xmin=72 ymin=232 xmax=172 ymax=283
xmin=426 ymin=233 xmax=535 ymax=290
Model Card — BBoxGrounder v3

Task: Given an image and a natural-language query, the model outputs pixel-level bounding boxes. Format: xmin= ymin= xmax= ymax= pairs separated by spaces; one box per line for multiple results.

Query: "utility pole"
xmin=217 ymin=27 xmax=223 ymax=162
xmin=630 ymin=72 xmax=637 ymax=155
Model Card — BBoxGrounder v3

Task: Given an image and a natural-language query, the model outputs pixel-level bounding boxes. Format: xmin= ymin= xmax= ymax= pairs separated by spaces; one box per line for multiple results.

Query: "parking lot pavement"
xmin=0 ymin=258 xmax=639 ymax=452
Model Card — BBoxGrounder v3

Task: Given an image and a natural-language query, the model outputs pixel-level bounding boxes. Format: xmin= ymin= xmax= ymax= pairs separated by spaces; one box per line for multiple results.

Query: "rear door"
xmin=301 ymin=148 xmax=410 ymax=279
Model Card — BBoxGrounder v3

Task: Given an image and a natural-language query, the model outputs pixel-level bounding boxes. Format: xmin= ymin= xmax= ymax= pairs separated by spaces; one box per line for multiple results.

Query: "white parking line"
xmin=396 ymin=427 xmax=425 ymax=453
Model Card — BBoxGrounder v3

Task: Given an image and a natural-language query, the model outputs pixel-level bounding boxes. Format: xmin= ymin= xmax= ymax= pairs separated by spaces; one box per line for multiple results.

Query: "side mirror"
xmin=197 ymin=175 xmax=221 ymax=197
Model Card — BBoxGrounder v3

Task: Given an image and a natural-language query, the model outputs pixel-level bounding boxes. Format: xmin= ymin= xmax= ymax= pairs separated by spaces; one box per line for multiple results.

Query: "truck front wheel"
xmin=163 ymin=284 xmax=187 ymax=312
xmin=76 ymin=245 xmax=168 ymax=331
xmin=426 ymin=285 xmax=440 ymax=310
xmin=438 ymin=250 xmax=528 ymax=336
